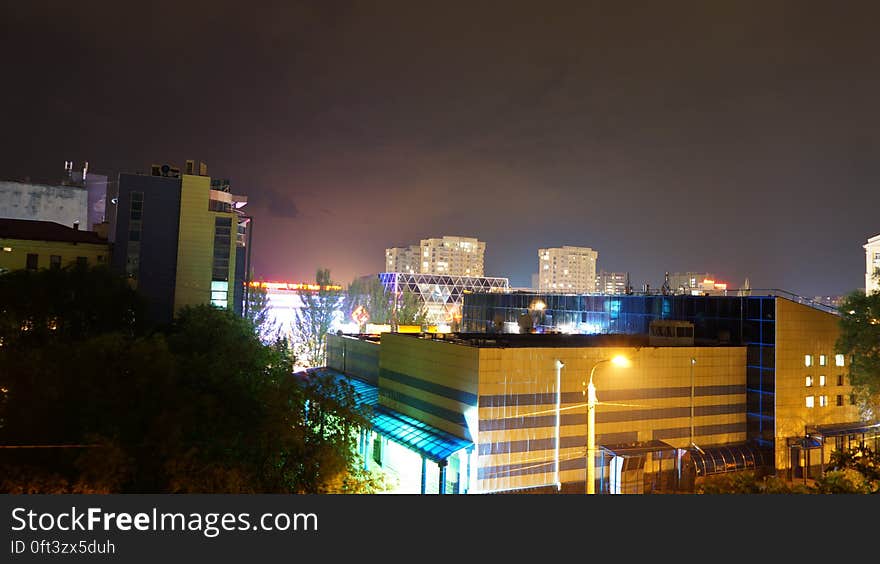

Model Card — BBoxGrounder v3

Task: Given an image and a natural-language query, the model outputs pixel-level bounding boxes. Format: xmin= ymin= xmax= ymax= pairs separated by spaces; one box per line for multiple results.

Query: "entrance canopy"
xmin=300 ymin=367 xmax=472 ymax=464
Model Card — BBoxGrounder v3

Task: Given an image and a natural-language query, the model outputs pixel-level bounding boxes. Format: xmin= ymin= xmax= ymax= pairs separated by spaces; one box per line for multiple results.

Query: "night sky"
xmin=2 ymin=1 xmax=879 ymax=296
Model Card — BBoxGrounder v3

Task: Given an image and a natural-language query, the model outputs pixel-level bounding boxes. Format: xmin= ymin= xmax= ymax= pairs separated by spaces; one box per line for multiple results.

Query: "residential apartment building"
xmin=386 ymin=236 xmax=485 ymax=277
xmin=866 ymin=233 xmax=880 ymax=294
xmin=418 ymin=236 xmax=485 ymax=276
xmin=111 ymin=161 xmax=250 ymax=324
xmin=596 ymin=270 xmax=628 ymax=294
xmin=667 ymin=272 xmax=728 ymax=295
xmin=0 ymin=218 xmax=108 ymax=275
xmin=385 ymin=244 xmax=420 ymax=274
xmin=537 ymin=245 xmax=598 ymax=293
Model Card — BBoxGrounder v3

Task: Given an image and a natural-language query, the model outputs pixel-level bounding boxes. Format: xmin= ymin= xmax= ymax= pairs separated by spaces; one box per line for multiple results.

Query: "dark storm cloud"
xmin=2 ymin=1 xmax=879 ymax=293
xmin=262 ymin=190 xmax=300 ymax=219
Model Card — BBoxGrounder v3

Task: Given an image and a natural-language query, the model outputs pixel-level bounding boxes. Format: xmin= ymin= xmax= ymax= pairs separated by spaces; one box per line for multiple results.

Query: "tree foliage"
xmin=244 ymin=281 xmax=277 ymax=343
xmin=696 ymin=445 xmax=880 ymax=494
xmin=836 ymin=271 xmax=880 ymax=416
xmin=344 ymin=276 xmax=427 ymax=329
xmin=293 ymin=268 xmax=343 ymax=368
xmin=0 ymin=267 xmax=373 ymax=493
xmin=396 ymin=288 xmax=427 ymax=327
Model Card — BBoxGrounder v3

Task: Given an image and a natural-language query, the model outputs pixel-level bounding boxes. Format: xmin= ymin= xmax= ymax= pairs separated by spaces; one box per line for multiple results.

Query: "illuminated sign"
xmin=248 ymin=281 xmax=343 ymax=292
xmin=352 ymin=305 xmax=369 ymax=325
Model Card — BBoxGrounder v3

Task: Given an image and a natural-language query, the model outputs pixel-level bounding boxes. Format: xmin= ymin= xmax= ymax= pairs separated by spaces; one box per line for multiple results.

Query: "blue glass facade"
xmin=462 ymin=293 xmax=777 ymax=447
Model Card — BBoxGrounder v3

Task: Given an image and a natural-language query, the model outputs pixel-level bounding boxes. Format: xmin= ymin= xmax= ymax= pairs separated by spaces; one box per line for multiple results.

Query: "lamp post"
xmin=689 ymin=357 xmax=698 ymax=451
xmin=555 ymin=359 xmax=564 ymax=491
xmin=585 ymin=355 xmax=631 ymax=494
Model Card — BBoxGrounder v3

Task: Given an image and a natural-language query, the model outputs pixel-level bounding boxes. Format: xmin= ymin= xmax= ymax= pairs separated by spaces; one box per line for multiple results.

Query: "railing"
xmin=506 ymin=287 xmax=843 ymax=315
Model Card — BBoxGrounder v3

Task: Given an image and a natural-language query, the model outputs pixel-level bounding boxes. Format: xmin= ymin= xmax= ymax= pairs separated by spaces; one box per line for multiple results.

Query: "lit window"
xmin=819 ymin=375 xmax=826 ymax=386
xmin=2 ymin=247 xmax=11 ymax=252
xmin=804 ymin=355 xmax=812 ymax=367
xmin=835 ymin=354 xmax=845 ymax=367
xmin=805 ymin=376 xmax=813 ymax=387
xmin=819 ymin=395 xmax=828 ymax=407
xmin=819 ymin=355 xmax=826 ymax=366
xmin=805 ymin=396 xmax=815 ymax=408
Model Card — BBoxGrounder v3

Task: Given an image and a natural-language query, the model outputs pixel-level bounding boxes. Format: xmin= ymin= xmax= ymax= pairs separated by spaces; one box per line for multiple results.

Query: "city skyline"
xmin=2 ymin=2 xmax=879 ymax=296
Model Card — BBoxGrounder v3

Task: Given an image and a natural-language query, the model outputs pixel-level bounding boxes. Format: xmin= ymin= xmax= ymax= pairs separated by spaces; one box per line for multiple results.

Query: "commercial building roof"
xmin=297 ymin=367 xmax=472 ymax=463
xmin=0 ymin=218 xmax=105 ymax=245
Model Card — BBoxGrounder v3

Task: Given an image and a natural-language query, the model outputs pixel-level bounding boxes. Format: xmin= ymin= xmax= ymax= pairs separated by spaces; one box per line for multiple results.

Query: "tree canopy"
xmin=292 ymin=268 xmax=344 ymax=369
xmin=0 ymin=265 xmax=376 ymax=493
xmin=836 ymin=271 xmax=880 ymax=417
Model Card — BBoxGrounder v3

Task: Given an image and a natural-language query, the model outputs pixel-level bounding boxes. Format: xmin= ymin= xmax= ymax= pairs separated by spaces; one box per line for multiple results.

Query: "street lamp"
xmin=554 ymin=359 xmax=564 ymax=492
xmin=585 ymin=355 xmax=631 ymax=494
xmin=689 ymin=357 xmax=702 ymax=453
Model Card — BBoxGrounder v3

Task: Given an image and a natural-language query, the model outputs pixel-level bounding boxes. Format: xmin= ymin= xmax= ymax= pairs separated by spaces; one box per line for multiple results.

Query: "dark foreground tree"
xmin=0 ymin=266 xmax=375 ymax=493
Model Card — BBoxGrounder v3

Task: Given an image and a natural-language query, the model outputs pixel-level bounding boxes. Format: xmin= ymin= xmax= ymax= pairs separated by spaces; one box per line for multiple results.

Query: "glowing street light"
xmin=585 ymin=354 xmax=631 ymax=495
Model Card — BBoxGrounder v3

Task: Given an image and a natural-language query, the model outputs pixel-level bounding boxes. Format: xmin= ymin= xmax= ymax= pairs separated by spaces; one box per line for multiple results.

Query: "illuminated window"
xmin=819 ymin=395 xmax=828 ymax=407
xmin=805 ymin=396 xmax=815 ymax=408
xmin=819 ymin=375 xmax=826 ymax=386
xmin=835 ymin=354 xmax=845 ymax=367
xmin=210 ymin=280 xmax=229 ymax=308
xmin=2 ymin=247 xmax=11 ymax=252
xmin=804 ymin=355 xmax=812 ymax=367
xmin=805 ymin=376 xmax=813 ymax=387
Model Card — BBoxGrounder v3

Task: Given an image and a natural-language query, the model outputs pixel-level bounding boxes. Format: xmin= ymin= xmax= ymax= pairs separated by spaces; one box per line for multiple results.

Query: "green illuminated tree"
xmin=345 ymin=275 xmax=391 ymax=327
xmin=395 ymin=287 xmax=427 ymax=327
xmin=244 ymin=278 xmax=277 ymax=342
xmin=835 ymin=268 xmax=880 ymax=417
xmin=293 ymin=268 xmax=343 ymax=368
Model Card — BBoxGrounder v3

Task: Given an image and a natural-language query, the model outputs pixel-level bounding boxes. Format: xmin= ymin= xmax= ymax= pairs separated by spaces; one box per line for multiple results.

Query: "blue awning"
xmin=299 ymin=367 xmax=472 ymax=463
xmin=371 ymin=406 xmax=472 ymax=463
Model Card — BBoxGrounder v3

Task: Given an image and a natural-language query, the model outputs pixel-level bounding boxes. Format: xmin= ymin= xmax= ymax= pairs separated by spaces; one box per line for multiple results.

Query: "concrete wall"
xmin=326 ymin=334 xmax=381 ymax=385
xmin=174 ymin=175 xmax=213 ymax=312
xmin=774 ymin=298 xmax=860 ymax=473
xmin=378 ymin=333 xmax=479 ymax=441
xmin=0 ymin=238 xmax=108 ymax=273
xmin=112 ymin=173 xmax=182 ymax=325
xmin=0 ymin=181 xmax=88 ymax=229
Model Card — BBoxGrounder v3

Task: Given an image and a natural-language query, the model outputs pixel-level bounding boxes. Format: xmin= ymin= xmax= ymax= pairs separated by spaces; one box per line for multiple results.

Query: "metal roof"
xmin=299 ymin=367 xmax=471 ymax=463
xmin=809 ymin=421 xmax=880 ymax=438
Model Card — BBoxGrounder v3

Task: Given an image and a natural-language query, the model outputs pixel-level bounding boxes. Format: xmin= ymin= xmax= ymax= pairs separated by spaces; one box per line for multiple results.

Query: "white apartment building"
xmin=537 ymin=245 xmax=598 ymax=293
xmin=596 ymin=270 xmax=628 ymax=294
xmin=416 ymin=236 xmax=485 ymax=276
xmin=385 ymin=244 xmax=420 ymax=274
xmin=866 ymin=233 xmax=880 ymax=294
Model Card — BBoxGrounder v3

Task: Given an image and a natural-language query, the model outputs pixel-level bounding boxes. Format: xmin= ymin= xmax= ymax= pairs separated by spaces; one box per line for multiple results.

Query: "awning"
xmin=371 ymin=407 xmax=472 ymax=463
xmin=600 ymin=440 xmax=676 ymax=457
xmin=297 ymin=367 xmax=378 ymax=407
xmin=299 ymin=367 xmax=472 ymax=463
xmin=691 ymin=443 xmax=772 ymax=476
xmin=809 ymin=421 xmax=880 ymax=439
